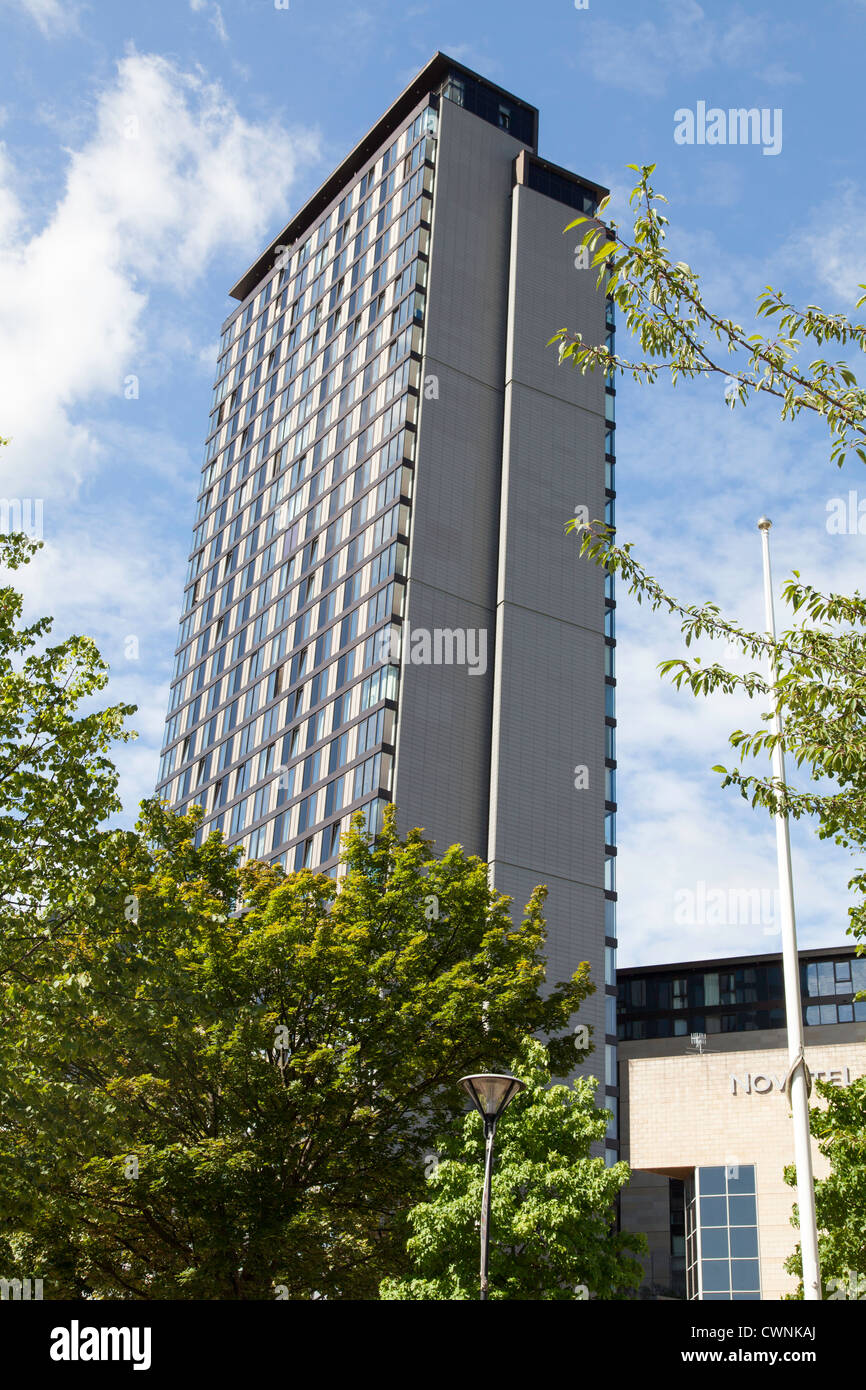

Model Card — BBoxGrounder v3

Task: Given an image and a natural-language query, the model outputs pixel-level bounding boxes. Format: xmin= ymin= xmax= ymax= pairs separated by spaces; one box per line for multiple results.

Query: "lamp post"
xmin=458 ymin=1073 xmax=525 ymax=1300
xmin=757 ymin=518 xmax=821 ymax=1300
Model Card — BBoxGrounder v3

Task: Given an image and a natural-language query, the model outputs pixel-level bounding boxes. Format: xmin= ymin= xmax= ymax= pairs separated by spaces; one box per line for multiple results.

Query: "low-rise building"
xmin=618 ymin=946 xmax=866 ymax=1300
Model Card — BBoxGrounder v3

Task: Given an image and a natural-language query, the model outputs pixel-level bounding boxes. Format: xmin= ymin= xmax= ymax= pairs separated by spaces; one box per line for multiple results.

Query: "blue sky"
xmin=1 ymin=0 xmax=864 ymax=966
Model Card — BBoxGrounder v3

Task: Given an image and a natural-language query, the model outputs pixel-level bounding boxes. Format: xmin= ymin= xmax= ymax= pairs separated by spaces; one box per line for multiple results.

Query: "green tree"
xmin=0 ymin=448 xmax=596 ymax=1300
xmin=0 ymin=508 xmax=136 ymax=985
xmin=551 ymin=164 xmax=866 ymax=953
xmin=379 ymin=1037 xmax=645 ymax=1301
xmin=784 ymin=1075 xmax=866 ymax=1299
xmin=1 ymin=793 xmax=593 ymax=1300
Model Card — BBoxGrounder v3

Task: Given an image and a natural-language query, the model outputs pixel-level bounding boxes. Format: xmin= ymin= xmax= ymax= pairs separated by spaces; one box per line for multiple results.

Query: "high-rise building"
xmin=156 ymin=53 xmax=617 ymax=1142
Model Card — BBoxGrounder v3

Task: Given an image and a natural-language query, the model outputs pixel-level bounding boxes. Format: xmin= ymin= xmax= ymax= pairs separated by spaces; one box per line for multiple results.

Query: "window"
xmin=324 ymin=776 xmax=344 ymax=819
xmin=604 ymin=854 xmax=616 ymax=892
xmin=807 ymin=960 xmax=836 ymax=998
xmin=328 ymin=732 xmax=349 ymax=773
xmin=323 ymin=821 xmax=341 ymax=861
xmin=605 ymin=994 xmax=616 ymax=1036
xmin=229 ymin=796 xmax=248 ymax=836
xmin=354 ymin=753 xmax=380 ymax=800
xmin=687 ymin=1165 xmax=760 ymax=1301
xmin=301 ymin=751 xmax=321 ymax=791
xmin=605 ymin=1094 xmax=617 ymax=1139
xmin=257 ymin=739 xmax=273 ymax=783
xmin=248 ymin=824 xmax=268 ymax=861
xmin=835 ymin=959 xmax=852 ymax=992
xmin=252 ymin=785 xmax=270 ymax=823
xmin=605 ymin=946 xmax=616 ymax=988
xmin=158 ymin=129 xmax=439 ymax=866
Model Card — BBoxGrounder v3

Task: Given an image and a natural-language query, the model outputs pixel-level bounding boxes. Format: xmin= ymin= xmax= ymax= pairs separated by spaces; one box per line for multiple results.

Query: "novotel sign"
xmin=730 ymin=1067 xmax=855 ymax=1095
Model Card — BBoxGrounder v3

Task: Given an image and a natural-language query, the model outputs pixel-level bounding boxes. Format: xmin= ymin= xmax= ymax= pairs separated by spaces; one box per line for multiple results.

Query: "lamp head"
xmin=459 ymin=1073 xmax=525 ymax=1125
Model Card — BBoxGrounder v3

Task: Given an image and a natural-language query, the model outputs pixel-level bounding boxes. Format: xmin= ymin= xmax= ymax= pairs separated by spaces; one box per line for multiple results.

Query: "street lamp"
xmin=458 ymin=1073 xmax=525 ymax=1300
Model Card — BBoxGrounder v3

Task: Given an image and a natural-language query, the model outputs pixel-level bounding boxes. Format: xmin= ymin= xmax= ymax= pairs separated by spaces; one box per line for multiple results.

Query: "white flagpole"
xmin=757 ymin=517 xmax=821 ymax=1300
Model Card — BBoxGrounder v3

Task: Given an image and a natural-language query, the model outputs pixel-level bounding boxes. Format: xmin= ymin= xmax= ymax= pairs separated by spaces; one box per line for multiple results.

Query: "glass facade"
xmin=439 ymin=69 xmax=535 ymax=146
xmin=156 ymin=105 xmax=439 ymax=874
xmin=618 ymin=950 xmax=866 ymax=1041
xmin=685 ymin=1165 xmax=761 ymax=1300
xmin=525 ymin=159 xmax=599 ymax=215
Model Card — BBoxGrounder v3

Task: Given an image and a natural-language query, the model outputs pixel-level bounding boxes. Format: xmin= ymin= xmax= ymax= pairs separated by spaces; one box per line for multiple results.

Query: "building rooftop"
xmin=229 ymin=51 xmax=539 ymax=304
xmin=618 ymin=943 xmax=859 ymax=977
xmin=618 ymin=944 xmax=866 ymax=1040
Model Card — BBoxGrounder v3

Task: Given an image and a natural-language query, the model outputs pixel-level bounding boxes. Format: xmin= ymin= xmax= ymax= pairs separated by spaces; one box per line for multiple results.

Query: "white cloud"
xmin=0 ymin=51 xmax=319 ymax=497
xmin=2 ymin=0 xmax=80 ymax=37
xmin=591 ymin=183 xmax=866 ymax=966
xmin=608 ymin=367 xmax=861 ymax=965
xmin=188 ymin=0 xmax=229 ymax=45
xmin=778 ymin=180 xmax=866 ymax=305
xmin=566 ymin=171 xmax=866 ymax=965
xmin=575 ymin=0 xmax=777 ymax=96
xmin=0 ymin=52 xmax=320 ymax=818
xmin=198 ymin=340 xmax=220 ymax=372
xmin=212 ymin=4 xmax=228 ymax=44
xmin=19 ymin=521 xmax=181 ymax=646
xmin=756 ymin=61 xmax=804 ymax=86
